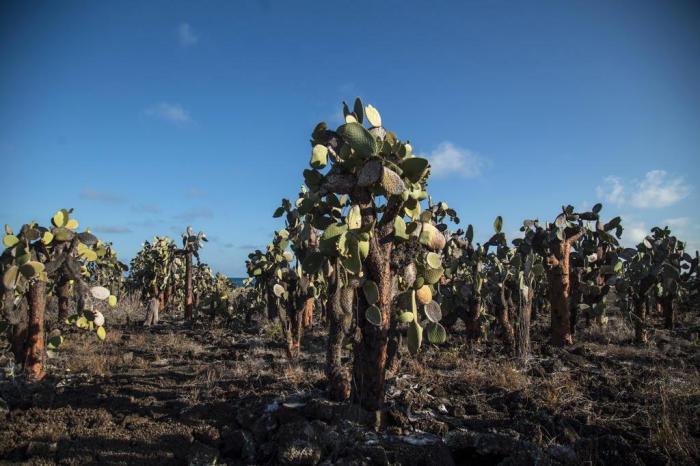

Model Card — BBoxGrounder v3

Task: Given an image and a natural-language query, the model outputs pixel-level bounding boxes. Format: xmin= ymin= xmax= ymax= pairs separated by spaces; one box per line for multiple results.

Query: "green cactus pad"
xmin=398 ymin=311 xmax=414 ymax=323
xmin=337 ymin=122 xmax=376 ymax=157
xmin=310 ymin=144 xmax=328 ymax=169
xmin=401 ymin=157 xmax=429 ymax=182
xmin=41 ymin=231 xmax=54 ymax=245
xmin=407 ymin=321 xmax=423 ymax=355
xmin=417 ymin=223 xmax=446 ymax=251
xmin=364 ymin=104 xmax=382 ymax=127
xmin=2 ymin=235 xmax=19 ymax=248
xmin=362 ymin=280 xmax=379 ymax=305
xmin=423 ymin=266 xmax=444 ymax=285
xmin=90 ymin=286 xmax=110 ymax=300
xmin=347 ymin=205 xmax=362 ymax=229
xmin=2 ymin=265 xmax=19 ymax=289
xmin=53 ymin=228 xmax=75 ymax=242
xmin=381 ymin=167 xmax=406 ymax=196
xmin=96 ymin=326 xmax=106 ymax=340
xmin=426 ymin=252 xmax=441 ymax=269
xmin=52 ymin=209 xmax=68 ymax=228
xmin=273 ymin=283 xmax=285 ymax=298
xmin=426 ymin=322 xmax=447 ymax=344
xmin=424 ymin=300 xmax=442 ymax=323
xmin=365 ymin=305 xmax=382 ymax=326
xmin=19 ymin=261 xmax=44 ymax=279
xmin=493 ymin=216 xmax=503 ymax=233
xmin=357 ymin=159 xmax=383 ymax=187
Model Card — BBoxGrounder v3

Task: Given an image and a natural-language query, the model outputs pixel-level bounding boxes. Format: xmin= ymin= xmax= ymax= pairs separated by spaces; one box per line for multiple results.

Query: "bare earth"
xmin=1 ymin=308 xmax=699 ymax=465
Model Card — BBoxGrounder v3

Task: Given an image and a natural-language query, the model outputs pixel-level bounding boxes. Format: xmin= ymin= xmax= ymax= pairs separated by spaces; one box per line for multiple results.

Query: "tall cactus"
xmin=182 ymin=226 xmax=207 ymax=321
xmin=287 ymin=99 xmax=451 ymax=416
xmin=1 ymin=209 xmax=118 ymax=380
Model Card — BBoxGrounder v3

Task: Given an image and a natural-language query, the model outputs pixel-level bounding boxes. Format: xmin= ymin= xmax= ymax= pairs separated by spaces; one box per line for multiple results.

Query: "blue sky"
xmin=1 ymin=0 xmax=699 ymax=276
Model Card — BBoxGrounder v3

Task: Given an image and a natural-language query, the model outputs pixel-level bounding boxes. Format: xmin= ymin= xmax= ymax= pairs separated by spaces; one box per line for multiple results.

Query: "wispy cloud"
xmin=185 ymin=188 xmax=205 ymax=198
xmin=174 ymin=207 xmax=214 ymax=221
xmin=238 ymin=244 xmax=258 ymax=250
xmin=621 ymin=216 xmax=648 ymax=246
xmin=178 ymin=22 xmax=198 ymax=47
xmin=144 ymin=102 xmax=193 ymax=126
xmin=93 ymin=225 xmax=132 ymax=234
xmin=425 ymin=142 xmax=488 ymax=178
xmin=596 ymin=176 xmax=625 ymax=207
xmin=80 ymin=188 xmax=125 ymax=204
xmin=630 ymin=170 xmax=691 ymax=208
xmin=223 ymin=242 xmax=235 ymax=248
xmin=596 ymin=170 xmax=691 ymax=209
xmin=664 ymin=217 xmax=690 ymax=228
xmin=131 ymin=203 xmax=162 ymax=214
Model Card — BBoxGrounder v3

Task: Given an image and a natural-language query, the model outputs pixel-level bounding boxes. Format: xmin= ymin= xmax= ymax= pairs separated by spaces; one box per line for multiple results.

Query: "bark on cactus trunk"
xmin=184 ymin=252 xmax=194 ymax=321
xmin=11 ymin=306 xmax=28 ymax=365
xmin=515 ymin=286 xmax=533 ymax=360
xmin=144 ymin=296 xmax=160 ymax=326
xmin=661 ymin=296 xmax=674 ymax=330
xmin=350 ymin=193 xmax=399 ymax=417
xmin=302 ymin=297 xmax=314 ymax=328
xmin=326 ymin=279 xmax=352 ymax=401
xmin=352 ymin=249 xmax=391 ymax=413
xmin=633 ymin=296 xmax=647 ymax=344
xmin=24 ymin=280 xmax=47 ymax=381
xmin=547 ymin=239 xmax=575 ymax=346
xmin=57 ymin=277 xmax=72 ymax=321
xmin=464 ymin=295 xmax=482 ymax=343
xmin=496 ymin=286 xmax=514 ymax=350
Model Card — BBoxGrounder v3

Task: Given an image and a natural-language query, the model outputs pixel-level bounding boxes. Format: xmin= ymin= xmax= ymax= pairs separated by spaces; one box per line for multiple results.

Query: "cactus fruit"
xmin=416 ymin=284 xmax=432 ymax=305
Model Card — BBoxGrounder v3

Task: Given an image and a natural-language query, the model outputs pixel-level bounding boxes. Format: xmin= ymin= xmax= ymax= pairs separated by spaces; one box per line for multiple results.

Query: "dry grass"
xmin=61 ymin=333 xmax=122 ymax=377
xmin=646 ymin=374 xmax=700 ymax=461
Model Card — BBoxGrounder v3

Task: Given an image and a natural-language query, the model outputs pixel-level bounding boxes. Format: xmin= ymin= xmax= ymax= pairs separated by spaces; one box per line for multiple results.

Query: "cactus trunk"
xmin=11 ymin=307 xmax=28 ymax=365
xmin=302 ymin=297 xmax=314 ymax=328
xmin=24 ymin=280 xmax=47 ymax=381
xmin=352 ymin=234 xmax=392 ymax=415
xmin=465 ymin=295 xmax=482 ymax=342
xmin=547 ymin=240 xmax=574 ymax=346
xmin=57 ymin=277 xmax=71 ymax=320
xmin=633 ymin=296 xmax=647 ymax=344
xmin=326 ymin=282 xmax=352 ymax=401
xmin=515 ymin=286 xmax=533 ymax=360
xmin=661 ymin=296 xmax=674 ymax=329
xmin=185 ymin=251 xmax=194 ymax=321
xmin=496 ymin=286 xmax=514 ymax=350
xmin=144 ymin=296 xmax=159 ymax=326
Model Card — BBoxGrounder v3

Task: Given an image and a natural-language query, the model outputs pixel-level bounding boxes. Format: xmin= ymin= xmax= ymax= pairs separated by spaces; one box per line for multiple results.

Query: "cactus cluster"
xmin=1 ymin=209 xmax=121 ymax=380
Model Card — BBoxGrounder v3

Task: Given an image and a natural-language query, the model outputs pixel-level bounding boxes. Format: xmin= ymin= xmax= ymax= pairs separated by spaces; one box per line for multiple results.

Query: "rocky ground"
xmin=1 ymin=307 xmax=699 ymax=465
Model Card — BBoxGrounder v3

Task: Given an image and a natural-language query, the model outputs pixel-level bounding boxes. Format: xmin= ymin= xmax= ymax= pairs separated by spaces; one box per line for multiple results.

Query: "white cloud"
xmin=630 ymin=170 xmax=691 ymax=208
xmin=596 ymin=176 xmax=625 ymax=207
xmin=426 ymin=142 xmax=488 ymax=178
xmin=663 ymin=217 xmax=689 ymax=228
xmin=145 ymin=102 xmax=193 ymax=126
xmin=596 ymin=170 xmax=691 ymax=209
xmin=178 ymin=23 xmax=198 ymax=47
xmin=622 ymin=217 xmax=648 ymax=247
